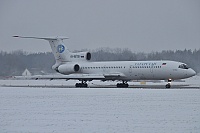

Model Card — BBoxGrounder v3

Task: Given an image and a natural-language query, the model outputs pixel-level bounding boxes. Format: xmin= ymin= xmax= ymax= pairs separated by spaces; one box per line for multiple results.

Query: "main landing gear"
xmin=165 ymin=79 xmax=172 ymax=88
xmin=117 ymin=81 xmax=129 ymax=88
xmin=75 ymin=80 xmax=88 ymax=88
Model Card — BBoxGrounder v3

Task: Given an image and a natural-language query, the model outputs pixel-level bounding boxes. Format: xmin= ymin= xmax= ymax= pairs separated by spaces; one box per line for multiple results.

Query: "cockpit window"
xmin=178 ymin=64 xmax=189 ymax=69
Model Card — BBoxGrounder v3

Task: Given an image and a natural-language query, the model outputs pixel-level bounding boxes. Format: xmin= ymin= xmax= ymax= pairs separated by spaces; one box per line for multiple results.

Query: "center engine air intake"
xmin=86 ymin=52 xmax=91 ymax=60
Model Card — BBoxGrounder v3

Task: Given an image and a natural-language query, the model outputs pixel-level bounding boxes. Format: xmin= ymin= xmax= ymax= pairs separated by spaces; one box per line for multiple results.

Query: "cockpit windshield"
xmin=178 ymin=64 xmax=189 ymax=69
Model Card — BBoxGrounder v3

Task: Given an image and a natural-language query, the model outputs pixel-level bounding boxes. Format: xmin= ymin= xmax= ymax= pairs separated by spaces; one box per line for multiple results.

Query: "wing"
xmin=12 ymin=73 xmax=126 ymax=81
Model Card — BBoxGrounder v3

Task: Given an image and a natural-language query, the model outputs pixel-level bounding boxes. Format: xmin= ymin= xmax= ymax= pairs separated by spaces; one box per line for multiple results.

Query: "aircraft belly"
xmin=130 ymin=69 xmax=150 ymax=80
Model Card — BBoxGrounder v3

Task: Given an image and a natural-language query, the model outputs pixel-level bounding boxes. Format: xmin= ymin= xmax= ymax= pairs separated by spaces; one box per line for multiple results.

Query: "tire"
xmin=117 ymin=83 xmax=129 ymax=88
xmin=75 ymin=83 xmax=88 ymax=88
xmin=165 ymin=84 xmax=171 ymax=88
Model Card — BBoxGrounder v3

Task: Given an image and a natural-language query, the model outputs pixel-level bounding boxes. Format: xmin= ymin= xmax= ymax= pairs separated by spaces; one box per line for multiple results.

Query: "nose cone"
xmin=188 ymin=68 xmax=196 ymax=77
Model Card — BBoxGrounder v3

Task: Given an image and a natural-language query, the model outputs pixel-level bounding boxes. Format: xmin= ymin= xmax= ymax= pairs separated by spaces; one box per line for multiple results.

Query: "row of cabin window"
xmin=81 ymin=66 xmax=124 ymax=69
xmin=81 ymin=66 xmax=162 ymax=69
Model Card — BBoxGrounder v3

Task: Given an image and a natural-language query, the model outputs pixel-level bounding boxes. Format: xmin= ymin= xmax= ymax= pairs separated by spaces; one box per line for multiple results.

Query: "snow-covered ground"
xmin=0 ymin=87 xmax=200 ymax=133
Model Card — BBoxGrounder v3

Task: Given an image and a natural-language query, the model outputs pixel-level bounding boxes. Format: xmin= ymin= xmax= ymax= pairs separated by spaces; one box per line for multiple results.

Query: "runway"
xmin=0 ymin=78 xmax=200 ymax=89
xmin=1 ymin=84 xmax=199 ymax=89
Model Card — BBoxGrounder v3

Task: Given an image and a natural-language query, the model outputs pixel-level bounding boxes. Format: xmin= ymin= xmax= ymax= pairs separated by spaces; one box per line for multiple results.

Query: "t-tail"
xmin=13 ymin=36 xmax=91 ymax=71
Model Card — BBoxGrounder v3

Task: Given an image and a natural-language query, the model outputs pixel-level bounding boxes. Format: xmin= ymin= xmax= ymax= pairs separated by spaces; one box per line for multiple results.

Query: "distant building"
xmin=22 ymin=69 xmax=32 ymax=76
xmin=30 ymin=68 xmax=45 ymax=75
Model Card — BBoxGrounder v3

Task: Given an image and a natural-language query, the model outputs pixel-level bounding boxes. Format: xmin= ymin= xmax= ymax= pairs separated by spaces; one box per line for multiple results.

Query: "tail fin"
xmin=13 ymin=36 xmax=71 ymax=63
xmin=13 ymin=36 xmax=73 ymax=71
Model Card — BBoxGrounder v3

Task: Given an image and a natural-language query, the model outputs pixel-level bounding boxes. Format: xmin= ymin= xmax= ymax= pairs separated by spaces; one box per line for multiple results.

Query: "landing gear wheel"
xmin=166 ymin=79 xmax=172 ymax=88
xmin=75 ymin=80 xmax=88 ymax=88
xmin=75 ymin=83 xmax=88 ymax=88
xmin=165 ymin=83 xmax=171 ymax=88
xmin=117 ymin=83 xmax=129 ymax=88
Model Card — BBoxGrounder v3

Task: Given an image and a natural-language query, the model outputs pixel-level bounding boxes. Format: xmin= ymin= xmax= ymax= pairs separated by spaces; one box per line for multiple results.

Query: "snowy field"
xmin=0 ymin=87 xmax=200 ymax=133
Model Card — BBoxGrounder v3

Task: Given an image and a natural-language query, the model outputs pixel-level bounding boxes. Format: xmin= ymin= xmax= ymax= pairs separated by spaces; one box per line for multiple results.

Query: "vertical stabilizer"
xmin=13 ymin=36 xmax=71 ymax=70
xmin=48 ymin=38 xmax=70 ymax=63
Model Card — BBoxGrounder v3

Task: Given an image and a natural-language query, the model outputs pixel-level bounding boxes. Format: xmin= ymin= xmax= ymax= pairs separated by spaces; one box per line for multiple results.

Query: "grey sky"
xmin=0 ymin=0 xmax=200 ymax=53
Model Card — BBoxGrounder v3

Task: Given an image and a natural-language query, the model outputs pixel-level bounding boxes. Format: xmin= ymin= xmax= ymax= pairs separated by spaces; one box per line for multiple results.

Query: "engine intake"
xmin=86 ymin=52 xmax=91 ymax=60
xmin=58 ymin=64 xmax=80 ymax=74
xmin=74 ymin=64 xmax=80 ymax=72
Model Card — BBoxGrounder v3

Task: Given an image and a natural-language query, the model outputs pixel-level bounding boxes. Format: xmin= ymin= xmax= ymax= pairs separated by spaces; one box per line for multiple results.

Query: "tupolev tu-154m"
xmin=13 ymin=36 xmax=196 ymax=88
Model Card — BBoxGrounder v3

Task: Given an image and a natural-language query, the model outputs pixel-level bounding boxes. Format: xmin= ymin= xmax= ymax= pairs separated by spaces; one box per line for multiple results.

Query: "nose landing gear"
xmin=165 ymin=79 xmax=172 ymax=88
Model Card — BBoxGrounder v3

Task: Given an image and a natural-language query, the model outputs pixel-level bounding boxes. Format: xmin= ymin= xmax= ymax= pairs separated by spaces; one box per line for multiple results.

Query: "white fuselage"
xmin=13 ymin=36 xmax=196 ymax=83
xmin=59 ymin=60 xmax=196 ymax=81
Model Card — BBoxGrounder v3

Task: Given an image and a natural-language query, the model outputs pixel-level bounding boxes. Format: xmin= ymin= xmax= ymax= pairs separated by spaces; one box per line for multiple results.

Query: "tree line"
xmin=0 ymin=48 xmax=200 ymax=76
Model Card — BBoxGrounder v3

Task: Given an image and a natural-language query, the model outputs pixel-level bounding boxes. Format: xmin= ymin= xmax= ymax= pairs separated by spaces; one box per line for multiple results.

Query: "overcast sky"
xmin=0 ymin=0 xmax=200 ymax=53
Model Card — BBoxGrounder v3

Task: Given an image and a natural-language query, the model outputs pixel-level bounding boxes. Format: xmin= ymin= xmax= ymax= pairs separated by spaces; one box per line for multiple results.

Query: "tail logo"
xmin=57 ymin=44 xmax=65 ymax=53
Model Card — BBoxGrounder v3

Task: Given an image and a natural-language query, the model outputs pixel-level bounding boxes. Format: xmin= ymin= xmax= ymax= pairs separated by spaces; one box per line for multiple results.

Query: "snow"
xmin=0 ymin=87 xmax=200 ymax=133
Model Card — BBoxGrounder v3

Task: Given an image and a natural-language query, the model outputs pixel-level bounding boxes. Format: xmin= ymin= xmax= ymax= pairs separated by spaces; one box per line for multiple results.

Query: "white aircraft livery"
xmin=13 ymin=36 xmax=196 ymax=88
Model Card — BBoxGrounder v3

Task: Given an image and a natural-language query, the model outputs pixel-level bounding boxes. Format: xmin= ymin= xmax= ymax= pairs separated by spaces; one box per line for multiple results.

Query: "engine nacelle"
xmin=69 ymin=52 xmax=91 ymax=61
xmin=58 ymin=64 xmax=80 ymax=75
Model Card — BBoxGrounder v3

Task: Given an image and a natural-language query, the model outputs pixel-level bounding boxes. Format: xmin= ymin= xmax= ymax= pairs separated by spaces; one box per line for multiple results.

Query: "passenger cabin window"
xmin=178 ymin=64 xmax=189 ymax=69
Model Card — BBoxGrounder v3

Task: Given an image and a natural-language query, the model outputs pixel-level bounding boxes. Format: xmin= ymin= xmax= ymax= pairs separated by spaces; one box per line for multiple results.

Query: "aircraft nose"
xmin=189 ymin=69 xmax=196 ymax=77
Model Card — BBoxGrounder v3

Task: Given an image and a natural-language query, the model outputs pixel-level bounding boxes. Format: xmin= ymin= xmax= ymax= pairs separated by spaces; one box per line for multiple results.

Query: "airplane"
xmin=13 ymin=36 xmax=196 ymax=88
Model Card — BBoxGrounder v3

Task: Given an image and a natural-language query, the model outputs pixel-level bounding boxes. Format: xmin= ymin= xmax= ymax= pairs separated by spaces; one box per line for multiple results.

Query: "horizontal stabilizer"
xmin=13 ymin=35 xmax=69 ymax=40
